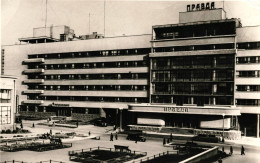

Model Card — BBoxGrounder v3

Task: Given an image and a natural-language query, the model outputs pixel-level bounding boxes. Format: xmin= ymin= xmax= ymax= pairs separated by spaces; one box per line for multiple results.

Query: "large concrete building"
xmin=2 ymin=3 xmax=260 ymax=138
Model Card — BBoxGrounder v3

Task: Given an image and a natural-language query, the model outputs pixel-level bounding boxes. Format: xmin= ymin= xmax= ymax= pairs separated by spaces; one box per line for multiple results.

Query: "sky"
xmin=1 ymin=0 xmax=260 ymax=45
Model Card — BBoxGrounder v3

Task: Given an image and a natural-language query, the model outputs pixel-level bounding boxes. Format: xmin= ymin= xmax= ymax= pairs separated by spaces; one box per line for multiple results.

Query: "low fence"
xmin=132 ymin=150 xmax=179 ymax=163
xmin=1 ymin=160 xmax=64 ymax=163
xmin=179 ymin=146 xmax=219 ymax=163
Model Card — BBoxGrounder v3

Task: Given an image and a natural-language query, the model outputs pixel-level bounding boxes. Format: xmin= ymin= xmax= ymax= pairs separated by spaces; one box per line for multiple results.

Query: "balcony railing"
xmin=23 ymin=100 xmax=44 ymax=104
xmin=23 ymin=79 xmax=44 ymax=84
xmin=23 ymin=58 xmax=44 ymax=63
xmin=23 ymin=90 xmax=44 ymax=94
xmin=23 ymin=69 xmax=44 ymax=74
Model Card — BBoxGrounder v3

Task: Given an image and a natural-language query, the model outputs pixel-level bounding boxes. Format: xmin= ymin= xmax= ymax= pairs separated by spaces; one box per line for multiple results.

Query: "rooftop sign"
xmin=187 ymin=2 xmax=215 ymax=12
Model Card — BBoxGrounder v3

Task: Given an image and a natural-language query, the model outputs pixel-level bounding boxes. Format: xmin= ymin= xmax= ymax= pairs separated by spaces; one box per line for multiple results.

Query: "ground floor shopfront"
xmin=127 ymin=104 xmax=242 ymax=139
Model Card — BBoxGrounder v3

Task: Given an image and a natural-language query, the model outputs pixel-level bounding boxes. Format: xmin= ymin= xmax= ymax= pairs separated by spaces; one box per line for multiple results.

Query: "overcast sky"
xmin=1 ymin=0 xmax=260 ymax=45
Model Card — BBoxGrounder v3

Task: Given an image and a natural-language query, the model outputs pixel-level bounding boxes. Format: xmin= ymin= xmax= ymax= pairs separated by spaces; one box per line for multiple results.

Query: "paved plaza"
xmin=1 ymin=120 xmax=260 ymax=163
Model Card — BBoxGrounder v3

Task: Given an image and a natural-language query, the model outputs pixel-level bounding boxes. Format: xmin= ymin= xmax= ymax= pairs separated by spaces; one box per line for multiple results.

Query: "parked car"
xmin=94 ymin=119 xmax=107 ymax=127
xmin=192 ymin=134 xmax=219 ymax=143
xmin=126 ymin=133 xmax=146 ymax=142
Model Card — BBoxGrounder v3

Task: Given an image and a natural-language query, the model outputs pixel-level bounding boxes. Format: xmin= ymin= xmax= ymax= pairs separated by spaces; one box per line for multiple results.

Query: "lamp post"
xmin=222 ymin=113 xmax=225 ymax=142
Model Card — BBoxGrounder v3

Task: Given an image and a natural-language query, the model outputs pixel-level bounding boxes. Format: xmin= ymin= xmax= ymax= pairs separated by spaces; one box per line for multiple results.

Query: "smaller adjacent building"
xmin=0 ymin=75 xmax=17 ymax=131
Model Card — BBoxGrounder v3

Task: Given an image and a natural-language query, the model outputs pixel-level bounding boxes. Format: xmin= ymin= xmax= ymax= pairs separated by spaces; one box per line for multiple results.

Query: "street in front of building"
xmin=1 ymin=120 xmax=260 ymax=163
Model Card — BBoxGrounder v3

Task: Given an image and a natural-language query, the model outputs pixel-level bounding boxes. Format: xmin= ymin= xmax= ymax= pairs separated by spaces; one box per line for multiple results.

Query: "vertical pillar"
xmin=35 ymin=106 xmax=38 ymax=112
xmin=257 ymin=114 xmax=259 ymax=138
xmin=212 ymin=70 xmax=216 ymax=81
xmin=213 ymin=97 xmax=216 ymax=105
xmin=119 ymin=108 xmax=123 ymax=132
xmin=191 ymin=97 xmax=194 ymax=104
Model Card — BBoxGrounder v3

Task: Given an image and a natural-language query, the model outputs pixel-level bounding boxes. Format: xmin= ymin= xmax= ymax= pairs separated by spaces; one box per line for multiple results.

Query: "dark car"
xmin=94 ymin=119 xmax=107 ymax=127
xmin=126 ymin=133 xmax=146 ymax=142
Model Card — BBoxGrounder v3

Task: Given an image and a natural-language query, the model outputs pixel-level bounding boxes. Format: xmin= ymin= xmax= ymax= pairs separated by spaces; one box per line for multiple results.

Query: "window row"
xmin=28 ymin=61 xmax=147 ymax=69
xmin=152 ymin=83 xmax=233 ymax=95
xmin=236 ymin=85 xmax=260 ymax=92
xmin=27 ymin=96 xmax=148 ymax=103
xmin=153 ymin=43 xmax=235 ymax=53
xmin=152 ymin=70 xmax=234 ymax=82
xmin=237 ymin=71 xmax=260 ymax=77
xmin=154 ymin=21 xmax=236 ymax=40
xmin=19 ymin=106 xmax=100 ymax=114
xmin=151 ymin=95 xmax=234 ymax=106
xmin=152 ymin=55 xmax=234 ymax=69
xmin=27 ymin=73 xmax=148 ymax=80
xmin=236 ymin=56 xmax=260 ymax=64
xmin=28 ymin=48 xmax=151 ymax=59
xmin=237 ymin=42 xmax=260 ymax=50
xmin=236 ymin=99 xmax=260 ymax=106
xmin=28 ymin=85 xmax=147 ymax=91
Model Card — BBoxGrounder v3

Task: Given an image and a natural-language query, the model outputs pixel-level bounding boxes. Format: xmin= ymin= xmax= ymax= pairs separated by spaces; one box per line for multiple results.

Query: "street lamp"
xmin=222 ymin=113 xmax=225 ymax=142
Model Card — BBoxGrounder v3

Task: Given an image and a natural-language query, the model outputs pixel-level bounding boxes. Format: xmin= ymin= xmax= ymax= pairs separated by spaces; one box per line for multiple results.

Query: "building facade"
xmin=0 ymin=75 xmax=17 ymax=131
xmin=2 ymin=3 xmax=260 ymax=137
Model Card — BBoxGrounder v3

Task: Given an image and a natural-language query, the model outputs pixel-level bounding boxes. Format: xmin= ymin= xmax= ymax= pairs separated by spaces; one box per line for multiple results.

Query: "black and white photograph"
xmin=1 ymin=0 xmax=260 ymax=162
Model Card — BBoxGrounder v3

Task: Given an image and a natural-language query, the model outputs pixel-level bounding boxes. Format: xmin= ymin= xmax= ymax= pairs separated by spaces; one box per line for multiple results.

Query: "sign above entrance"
xmin=128 ymin=104 xmax=240 ymax=116
xmin=164 ymin=107 xmax=189 ymax=113
xmin=51 ymin=103 xmax=70 ymax=107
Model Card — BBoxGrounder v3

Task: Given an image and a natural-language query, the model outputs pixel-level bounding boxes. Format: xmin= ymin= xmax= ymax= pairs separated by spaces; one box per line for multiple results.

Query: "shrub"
xmin=12 ymin=130 xmax=18 ymax=133
xmin=6 ymin=129 xmax=11 ymax=133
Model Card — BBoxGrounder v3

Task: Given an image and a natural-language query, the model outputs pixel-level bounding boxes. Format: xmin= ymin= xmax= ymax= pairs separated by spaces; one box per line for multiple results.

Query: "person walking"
xmin=230 ymin=146 xmax=233 ymax=155
xmin=32 ymin=123 xmax=35 ymax=128
xmin=89 ymin=131 xmax=91 ymax=136
xmin=110 ymin=133 xmax=113 ymax=141
xmin=115 ymin=132 xmax=118 ymax=140
xmin=241 ymin=145 xmax=245 ymax=155
xmin=163 ymin=138 xmax=166 ymax=145
xmin=170 ymin=133 xmax=173 ymax=141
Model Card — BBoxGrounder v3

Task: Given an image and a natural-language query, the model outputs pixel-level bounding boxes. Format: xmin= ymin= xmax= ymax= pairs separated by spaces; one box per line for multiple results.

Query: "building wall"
xmin=235 ymin=27 xmax=260 ymax=115
xmin=0 ymin=76 xmax=17 ymax=131
xmin=179 ymin=9 xmax=226 ymax=24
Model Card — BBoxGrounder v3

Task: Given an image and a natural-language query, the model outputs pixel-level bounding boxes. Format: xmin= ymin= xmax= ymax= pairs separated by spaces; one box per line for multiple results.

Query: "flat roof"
xmin=18 ymin=36 xmax=59 ymax=43
xmin=0 ymin=75 xmax=18 ymax=79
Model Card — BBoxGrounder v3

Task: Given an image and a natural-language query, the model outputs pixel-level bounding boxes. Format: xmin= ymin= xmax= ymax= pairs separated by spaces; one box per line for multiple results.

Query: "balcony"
xmin=23 ymin=100 xmax=44 ymax=104
xmin=23 ymin=69 xmax=44 ymax=74
xmin=23 ymin=79 xmax=44 ymax=84
xmin=23 ymin=58 xmax=44 ymax=63
xmin=23 ymin=90 xmax=44 ymax=94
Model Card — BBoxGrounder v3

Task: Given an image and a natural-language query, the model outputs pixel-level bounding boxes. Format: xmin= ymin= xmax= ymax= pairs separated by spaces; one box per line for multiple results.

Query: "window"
xmin=0 ymin=89 xmax=11 ymax=103
xmin=0 ymin=106 xmax=11 ymax=124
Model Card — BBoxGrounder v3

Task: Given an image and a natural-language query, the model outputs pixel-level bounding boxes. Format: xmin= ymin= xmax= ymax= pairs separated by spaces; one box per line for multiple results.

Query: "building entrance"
xmin=55 ymin=107 xmax=71 ymax=117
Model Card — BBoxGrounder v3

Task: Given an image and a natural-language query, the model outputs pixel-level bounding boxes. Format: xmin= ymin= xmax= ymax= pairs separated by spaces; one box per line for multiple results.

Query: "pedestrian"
xmin=135 ymin=139 xmax=137 ymax=143
xmin=163 ymin=138 xmax=166 ymax=145
xmin=20 ymin=122 xmax=23 ymax=129
xmin=222 ymin=146 xmax=225 ymax=152
xmin=50 ymin=129 xmax=52 ymax=135
xmin=89 ymin=131 xmax=91 ymax=136
xmin=110 ymin=133 xmax=113 ymax=141
xmin=167 ymin=138 xmax=170 ymax=144
xmin=170 ymin=133 xmax=173 ymax=141
xmin=32 ymin=123 xmax=35 ymax=128
xmin=230 ymin=146 xmax=233 ymax=155
xmin=115 ymin=132 xmax=118 ymax=140
xmin=76 ymin=121 xmax=79 ymax=127
xmin=241 ymin=145 xmax=245 ymax=155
